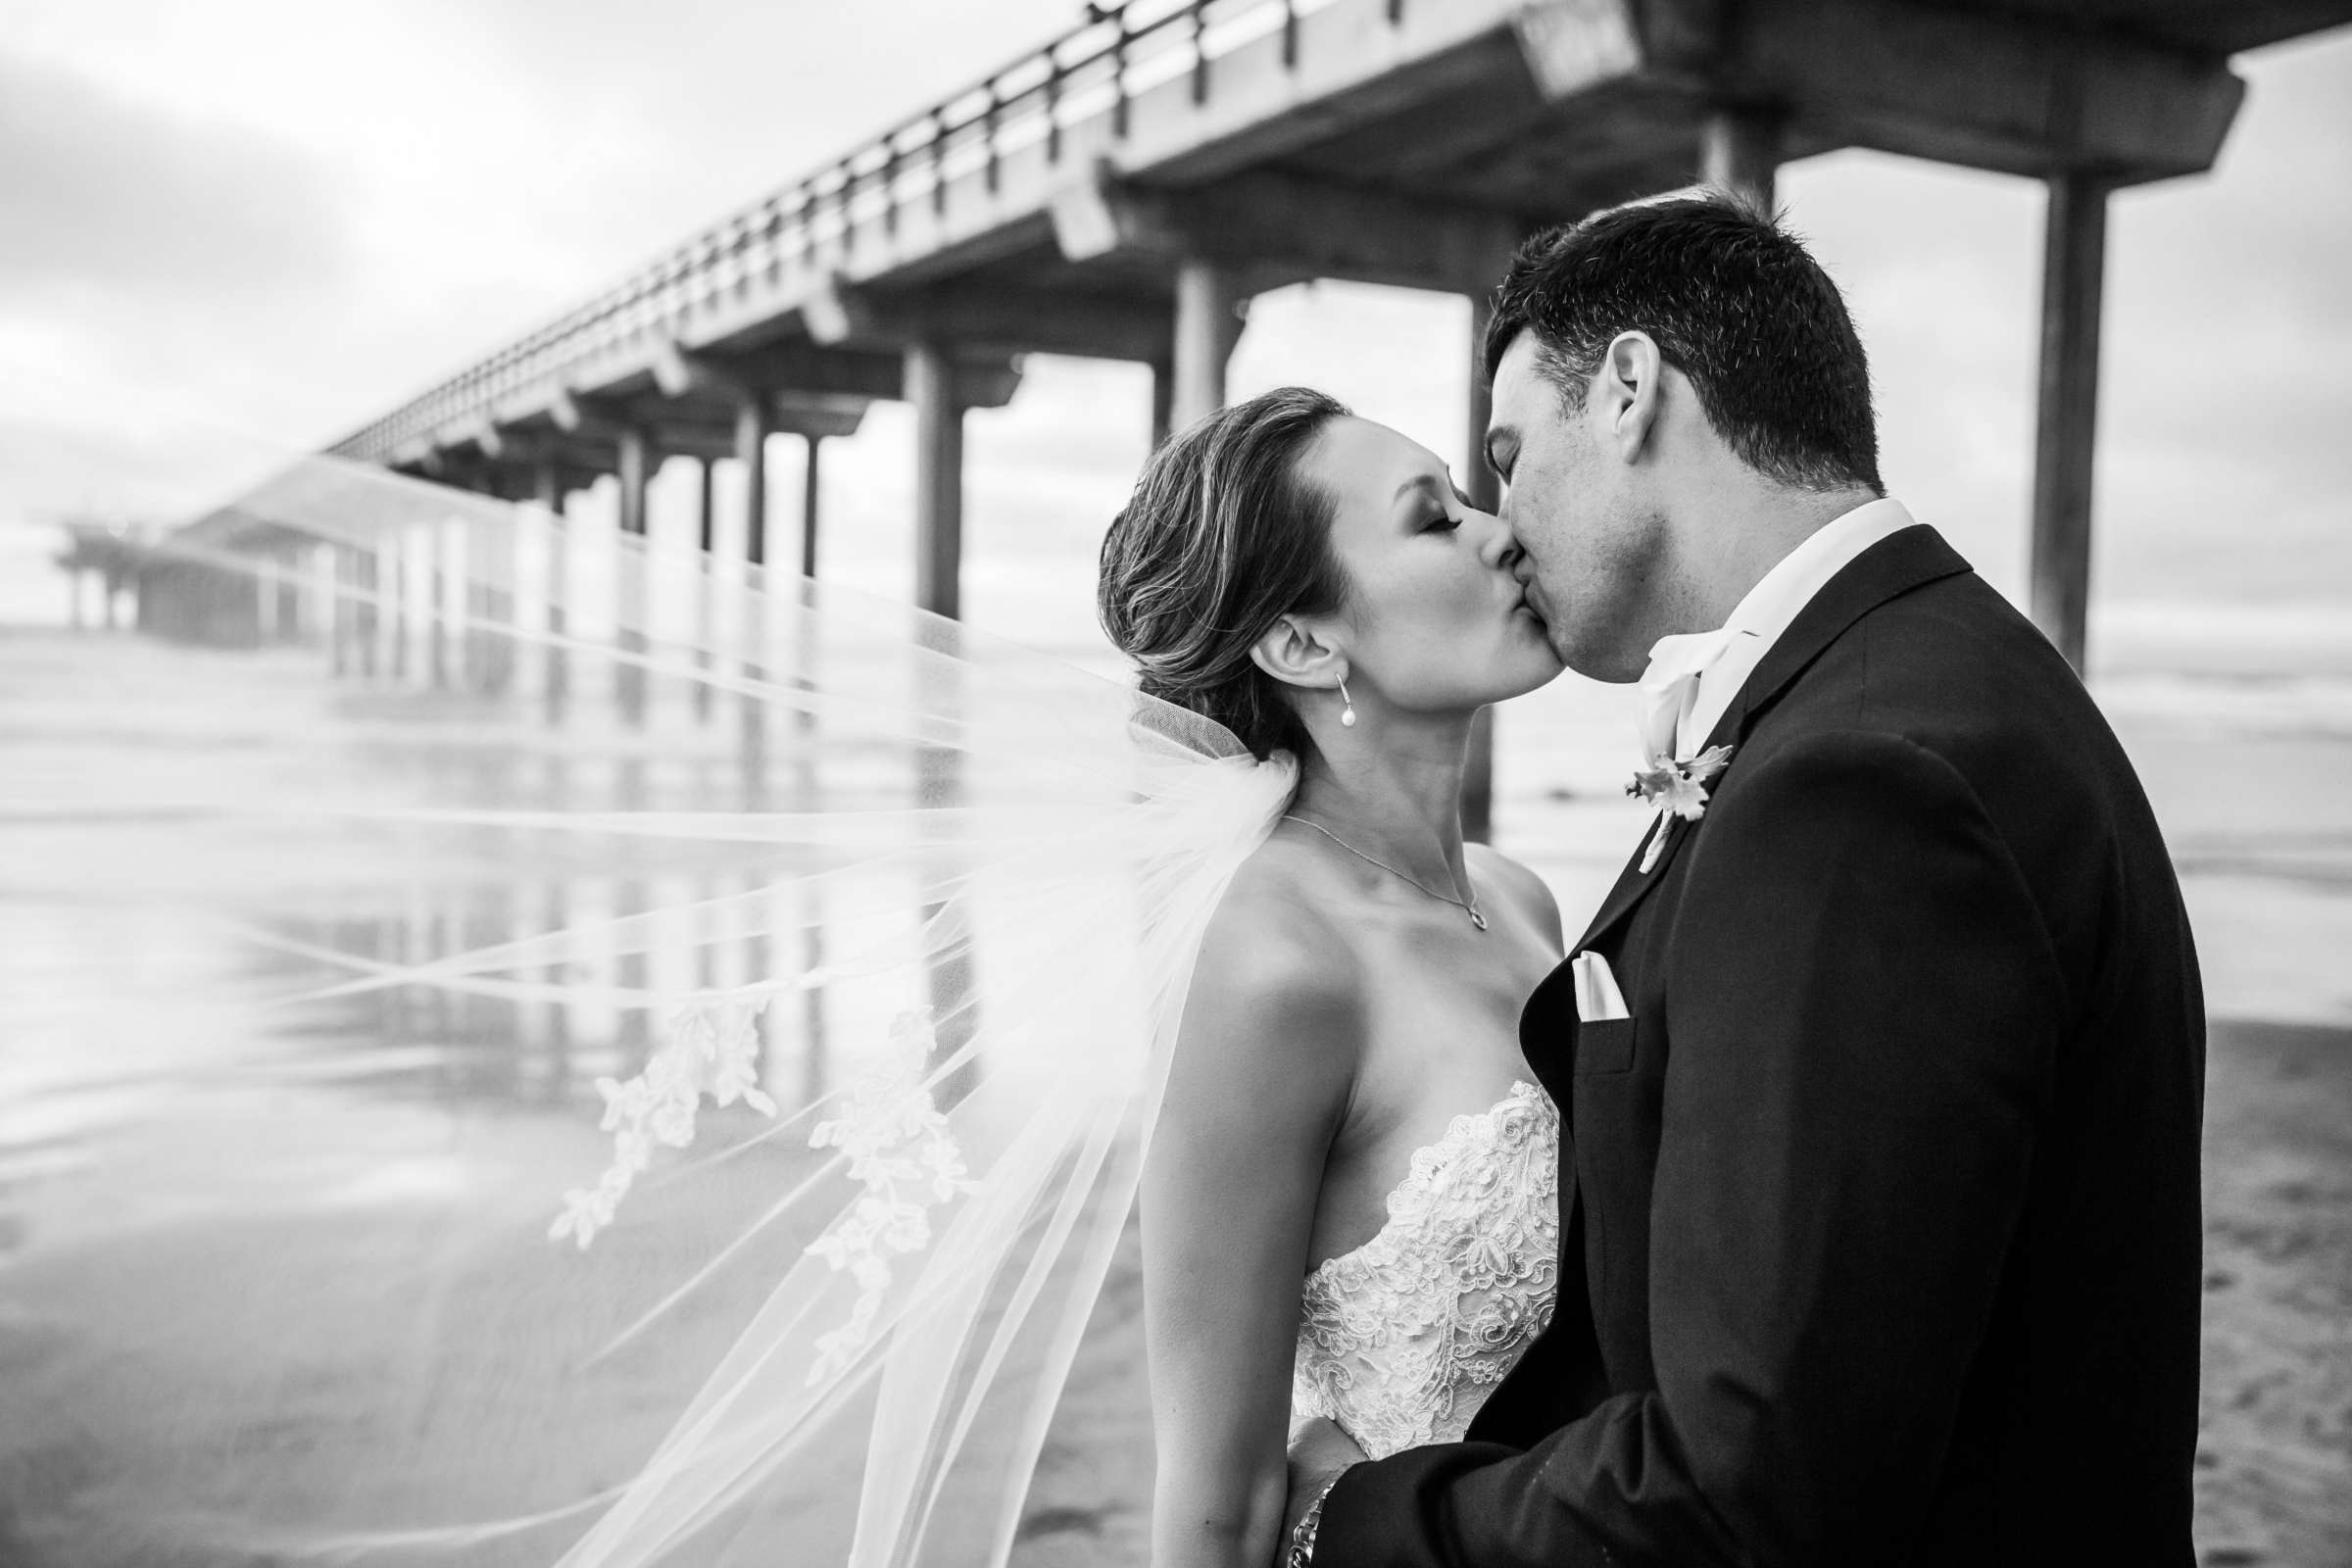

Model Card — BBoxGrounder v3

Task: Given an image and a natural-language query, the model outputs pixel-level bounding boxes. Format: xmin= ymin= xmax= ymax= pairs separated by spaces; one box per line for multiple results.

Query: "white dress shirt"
xmin=1673 ymin=498 xmax=1920 ymax=758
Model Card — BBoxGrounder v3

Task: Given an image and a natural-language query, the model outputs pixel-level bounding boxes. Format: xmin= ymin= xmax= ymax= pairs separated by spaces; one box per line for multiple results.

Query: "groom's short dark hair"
xmin=1485 ymin=189 xmax=1884 ymax=495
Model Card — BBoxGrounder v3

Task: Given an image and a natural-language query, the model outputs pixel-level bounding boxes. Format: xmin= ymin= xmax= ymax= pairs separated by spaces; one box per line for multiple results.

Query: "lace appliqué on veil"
xmin=1292 ymin=1079 xmax=1559 ymax=1460
xmin=802 ymin=1008 xmax=979 ymax=1385
xmin=550 ymin=998 xmax=778 ymax=1249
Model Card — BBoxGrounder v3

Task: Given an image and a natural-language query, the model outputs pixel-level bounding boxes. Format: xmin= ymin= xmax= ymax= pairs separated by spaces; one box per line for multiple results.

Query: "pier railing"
xmin=330 ymin=0 xmax=1355 ymax=464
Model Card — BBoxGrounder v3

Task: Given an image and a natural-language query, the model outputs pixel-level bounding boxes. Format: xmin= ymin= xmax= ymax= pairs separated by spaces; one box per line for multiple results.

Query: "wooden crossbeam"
xmin=1716 ymin=0 xmax=2246 ymax=182
xmin=802 ymin=273 xmax=1175 ymax=365
xmin=455 ymin=415 xmax=507 ymax=460
xmin=1050 ymin=164 xmax=1524 ymax=296
xmin=654 ymin=343 xmax=875 ymax=437
xmin=421 ymin=343 xmax=989 ymax=475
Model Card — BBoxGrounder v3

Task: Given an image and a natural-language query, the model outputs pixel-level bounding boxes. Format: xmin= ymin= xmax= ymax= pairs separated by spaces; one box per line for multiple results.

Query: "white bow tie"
xmin=1636 ymin=628 xmax=1740 ymax=764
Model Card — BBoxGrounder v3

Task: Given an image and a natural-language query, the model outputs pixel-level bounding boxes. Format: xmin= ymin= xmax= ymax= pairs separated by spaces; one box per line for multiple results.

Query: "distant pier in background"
xmin=149 ymin=0 xmax=2352 ymax=833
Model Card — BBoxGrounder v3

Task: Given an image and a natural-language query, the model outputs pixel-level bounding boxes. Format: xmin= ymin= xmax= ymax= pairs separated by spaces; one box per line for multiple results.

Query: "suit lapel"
xmin=1567 ymin=524 xmax=1972 ymax=956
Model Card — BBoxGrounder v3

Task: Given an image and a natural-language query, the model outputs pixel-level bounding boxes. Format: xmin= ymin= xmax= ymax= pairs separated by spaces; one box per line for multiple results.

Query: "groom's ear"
xmin=1249 ymin=615 xmax=1340 ymax=691
xmin=1599 ymin=331 xmax=1664 ymax=465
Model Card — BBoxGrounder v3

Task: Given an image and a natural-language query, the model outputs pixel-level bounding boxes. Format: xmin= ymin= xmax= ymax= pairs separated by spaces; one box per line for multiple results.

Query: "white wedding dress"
xmin=1292 ymin=1079 xmax=1563 ymax=1458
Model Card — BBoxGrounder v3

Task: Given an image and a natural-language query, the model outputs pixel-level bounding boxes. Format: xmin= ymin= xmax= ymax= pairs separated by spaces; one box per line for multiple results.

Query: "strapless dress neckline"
xmin=1292 ymin=1079 xmax=1561 ymax=1459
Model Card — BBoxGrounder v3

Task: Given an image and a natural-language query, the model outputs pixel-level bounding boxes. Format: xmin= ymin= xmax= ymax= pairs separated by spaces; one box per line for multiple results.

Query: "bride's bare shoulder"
xmin=1180 ymin=840 xmax=1366 ymax=1079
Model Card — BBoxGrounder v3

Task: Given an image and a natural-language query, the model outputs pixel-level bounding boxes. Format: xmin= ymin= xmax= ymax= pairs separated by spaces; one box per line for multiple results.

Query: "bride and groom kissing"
xmin=1102 ymin=189 xmax=2205 ymax=1566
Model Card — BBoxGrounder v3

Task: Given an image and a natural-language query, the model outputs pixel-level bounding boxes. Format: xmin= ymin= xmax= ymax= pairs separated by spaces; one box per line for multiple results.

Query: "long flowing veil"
xmin=3 ymin=453 xmax=1295 ymax=1565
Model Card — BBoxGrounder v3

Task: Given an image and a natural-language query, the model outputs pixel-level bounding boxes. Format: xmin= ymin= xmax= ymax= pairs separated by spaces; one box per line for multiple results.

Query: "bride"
xmin=9 ymin=388 xmax=1574 ymax=1568
xmin=1097 ymin=386 xmax=1567 ymax=1567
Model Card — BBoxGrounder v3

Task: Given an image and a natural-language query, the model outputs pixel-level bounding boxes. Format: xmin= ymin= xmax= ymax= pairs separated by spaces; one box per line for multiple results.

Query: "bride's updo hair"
xmin=1099 ymin=386 xmax=1352 ymax=760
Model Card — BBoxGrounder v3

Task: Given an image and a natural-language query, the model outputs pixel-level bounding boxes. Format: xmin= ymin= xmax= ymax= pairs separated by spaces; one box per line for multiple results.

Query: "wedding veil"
xmin=4 ymin=453 xmax=1296 ymax=1564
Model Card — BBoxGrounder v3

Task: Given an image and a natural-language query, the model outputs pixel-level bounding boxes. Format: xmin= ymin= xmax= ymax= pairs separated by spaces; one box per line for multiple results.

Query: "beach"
xmin=1 ymin=623 xmax=2347 ymax=1564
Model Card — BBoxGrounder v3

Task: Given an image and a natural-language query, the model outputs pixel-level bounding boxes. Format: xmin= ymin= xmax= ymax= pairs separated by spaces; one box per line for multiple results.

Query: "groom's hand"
xmin=1283 ymin=1417 xmax=1369 ymax=1557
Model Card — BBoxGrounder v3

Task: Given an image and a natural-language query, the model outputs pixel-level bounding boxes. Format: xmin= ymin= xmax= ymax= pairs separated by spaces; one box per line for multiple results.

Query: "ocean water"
xmin=3 ymin=606 xmax=2342 ymax=1222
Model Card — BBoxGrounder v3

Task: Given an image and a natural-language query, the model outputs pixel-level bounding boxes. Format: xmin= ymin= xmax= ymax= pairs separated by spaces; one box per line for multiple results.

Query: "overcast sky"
xmin=3 ymin=0 xmax=2347 ymax=650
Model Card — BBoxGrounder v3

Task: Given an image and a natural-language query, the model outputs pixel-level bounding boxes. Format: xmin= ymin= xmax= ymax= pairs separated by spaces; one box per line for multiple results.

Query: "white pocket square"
xmin=1571 ymin=951 xmax=1630 ymax=1023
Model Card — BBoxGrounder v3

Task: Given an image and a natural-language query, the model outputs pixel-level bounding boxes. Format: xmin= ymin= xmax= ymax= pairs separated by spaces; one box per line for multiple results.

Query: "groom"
xmin=1285 ymin=191 xmax=2206 ymax=1564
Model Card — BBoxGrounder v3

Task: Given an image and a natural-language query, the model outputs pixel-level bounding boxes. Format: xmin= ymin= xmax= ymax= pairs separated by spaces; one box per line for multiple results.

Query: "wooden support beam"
xmin=478 ymin=509 xmax=515 ymax=695
xmin=357 ymin=550 xmax=380 ymax=679
xmin=383 ymin=546 xmax=404 ymax=682
xmin=1149 ymin=359 xmax=1174 ymax=451
xmin=802 ymin=434 xmax=824 ymax=580
xmin=713 ymin=342 xmax=928 ymax=404
xmin=532 ymin=455 xmax=568 ymax=720
xmin=457 ymin=415 xmax=507 ymax=460
xmin=767 ymin=391 xmax=871 ymax=442
xmin=1728 ymin=0 xmax=2245 ymax=183
xmin=693 ymin=455 xmax=716 ymax=720
xmin=735 ymin=396 xmax=772 ymax=750
xmin=802 ymin=273 xmax=1175 ymax=365
xmin=1701 ymin=105 xmax=1785 ymax=211
xmin=906 ymin=341 xmax=963 ymax=620
xmin=654 ymin=341 xmax=748 ymax=401
xmin=329 ymin=547 xmax=349 ymax=676
xmin=802 ymin=273 xmax=877 ymax=347
xmin=538 ymin=461 xmax=571 ymax=723
xmin=654 ymin=342 xmax=878 ymax=437
xmin=736 ymin=397 xmax=770 ymax=569
xmin=1508 ymin=0 xmax=1645 ymax=102
xmin=426 ymin=519 xmax=449 ymax=691
xmin=414 ymin=347 xmax=930 ymax=478
xmin=548 ymin=386 xmax=595 ymax=434
xmin=951 ymin=361 xmax=1024 ymax=412
xmin=616 ymin=425 xmax=652 ymax=723
xmin=1171 ymin=259 xmax=1247 ymax=433
xmin=2030 ymin=172 xmax=2109 ymax=674
xmin=616 ymin=425 xmax=651 ymax=538
xmin=694 ymin=454 xmax=716 ymax=556
xmin=1052 ymin=164 xmax=1525 ymax=296
xmin=1460 ymin=283 xmax=1510 ymax=844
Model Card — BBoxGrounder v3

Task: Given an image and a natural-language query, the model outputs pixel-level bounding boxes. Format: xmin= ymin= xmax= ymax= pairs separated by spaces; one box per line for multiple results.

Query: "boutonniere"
xmin=1627 ymin=745 xmax=1734 ymax=872
xmin=1626 ymin=744 xmax=1735 ymax=822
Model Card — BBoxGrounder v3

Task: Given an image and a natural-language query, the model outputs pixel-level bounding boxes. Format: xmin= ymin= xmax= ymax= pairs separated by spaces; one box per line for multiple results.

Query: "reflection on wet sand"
xmin=0 ymin=609 xmax=925 ymax=1560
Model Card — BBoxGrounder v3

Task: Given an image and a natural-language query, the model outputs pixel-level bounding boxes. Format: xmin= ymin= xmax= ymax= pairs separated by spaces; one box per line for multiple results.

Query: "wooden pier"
xmin=165 ymin=0 xmax=2352 ymax=818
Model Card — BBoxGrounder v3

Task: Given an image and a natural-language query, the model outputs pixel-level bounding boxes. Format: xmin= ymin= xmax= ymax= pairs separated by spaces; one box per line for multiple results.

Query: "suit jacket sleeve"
xmin=1314 ymin=730 xmax=2066 ymax=1566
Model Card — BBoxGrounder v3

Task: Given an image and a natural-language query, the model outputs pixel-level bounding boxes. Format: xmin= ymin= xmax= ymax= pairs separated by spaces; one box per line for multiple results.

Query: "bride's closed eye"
xmin=1418 ymin=478 xmax=1476 ymax=532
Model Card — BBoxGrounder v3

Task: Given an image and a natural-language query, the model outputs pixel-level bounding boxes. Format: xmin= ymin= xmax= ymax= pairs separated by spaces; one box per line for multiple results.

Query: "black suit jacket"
xmin=1316 ymin=525 xmax=2205 ymax=1566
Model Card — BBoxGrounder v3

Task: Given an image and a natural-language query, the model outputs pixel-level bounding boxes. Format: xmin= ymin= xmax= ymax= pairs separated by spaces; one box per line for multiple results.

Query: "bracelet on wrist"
xmin=1286 ymin=1467 xmax=1349 ymax=1568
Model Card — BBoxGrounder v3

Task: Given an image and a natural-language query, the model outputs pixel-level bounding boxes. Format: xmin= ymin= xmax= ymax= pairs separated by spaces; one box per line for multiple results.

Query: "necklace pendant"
xmin=1469 ymin=908 xmax=1489 ymax=932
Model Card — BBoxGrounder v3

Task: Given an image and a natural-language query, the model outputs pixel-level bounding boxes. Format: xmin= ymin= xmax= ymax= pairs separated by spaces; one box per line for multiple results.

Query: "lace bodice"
xmin=1292 ymin=1079 xmax=1560 ymax=1459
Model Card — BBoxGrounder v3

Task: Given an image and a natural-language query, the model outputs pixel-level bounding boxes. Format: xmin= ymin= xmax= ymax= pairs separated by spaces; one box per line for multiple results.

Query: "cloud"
xmin=0 ymin=1 xmax=2346 ymax=642
xmin=0 ymin=48 xmax=354 ymax=307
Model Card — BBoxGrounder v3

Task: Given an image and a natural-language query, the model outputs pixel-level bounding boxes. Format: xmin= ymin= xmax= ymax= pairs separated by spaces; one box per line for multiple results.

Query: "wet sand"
xmin=2191 ymin=1020 xmax=2352 ymax=1566
xmin=3 ymin=629 xmax=2349 ymax=1563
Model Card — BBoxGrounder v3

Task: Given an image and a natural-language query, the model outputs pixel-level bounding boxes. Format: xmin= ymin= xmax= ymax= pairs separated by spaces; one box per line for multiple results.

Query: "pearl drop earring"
xmin=1338 ymin=673 xmax=1357 ymax=728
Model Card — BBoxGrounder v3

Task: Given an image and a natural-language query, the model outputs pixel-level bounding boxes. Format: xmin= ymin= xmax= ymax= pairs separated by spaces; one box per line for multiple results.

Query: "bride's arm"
xmin=1142 ymin=887 xmax=1362 ymax=1568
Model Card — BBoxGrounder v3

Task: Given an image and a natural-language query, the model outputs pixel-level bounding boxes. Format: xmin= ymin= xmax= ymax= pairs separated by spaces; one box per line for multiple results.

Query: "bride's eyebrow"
xmin=1393 ymin=473 xmax=1465 ymax=509
xmin=1393 ymin=474 xmax=1442 ymax=504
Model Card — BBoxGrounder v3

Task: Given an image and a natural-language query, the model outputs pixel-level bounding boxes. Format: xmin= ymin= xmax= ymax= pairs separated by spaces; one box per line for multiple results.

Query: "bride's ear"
xmin=1249 ymin=615 xmax=1343 ymax=693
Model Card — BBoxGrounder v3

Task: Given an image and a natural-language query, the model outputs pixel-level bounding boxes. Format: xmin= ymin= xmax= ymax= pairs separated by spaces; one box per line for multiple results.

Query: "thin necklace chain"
xmin=1280 ymin=813 xmax=1489 ymax=932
